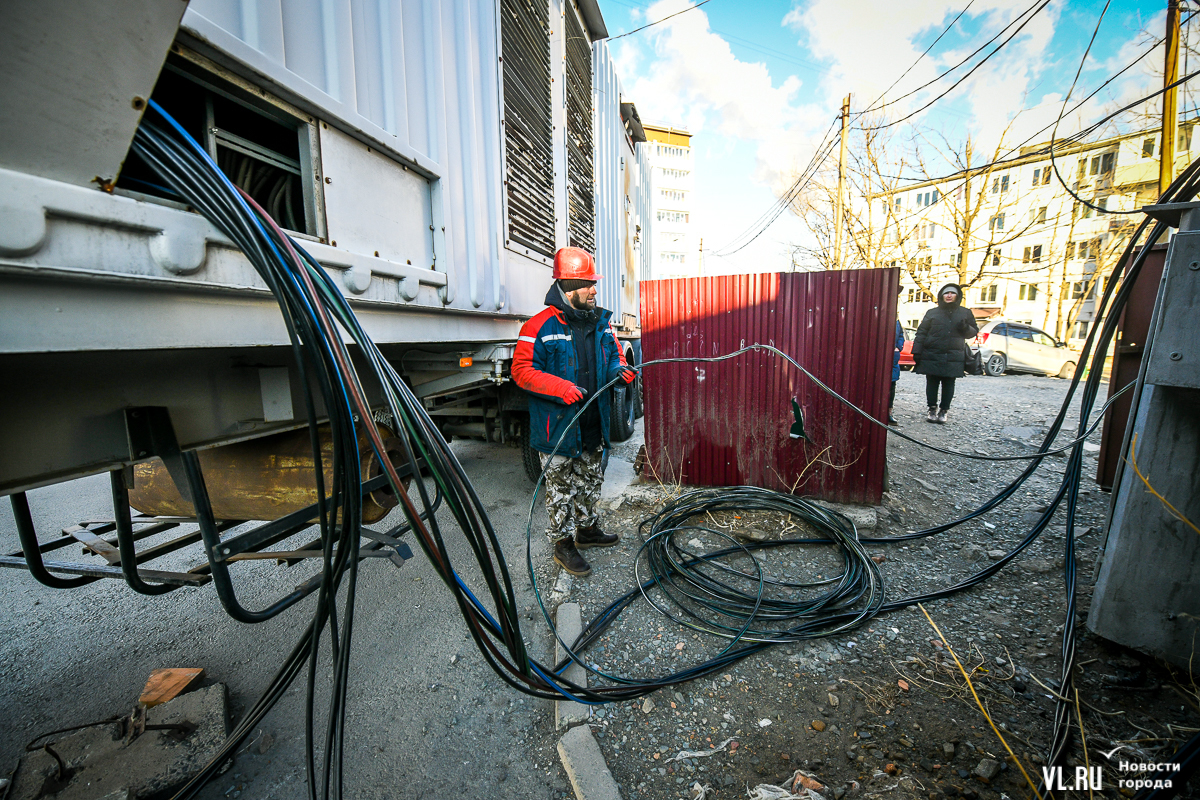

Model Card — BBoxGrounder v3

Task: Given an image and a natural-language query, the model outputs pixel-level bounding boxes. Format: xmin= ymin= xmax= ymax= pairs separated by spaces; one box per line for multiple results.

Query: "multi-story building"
xmin=644 ymin=124 xmax=696 ymax=279
xmin=874 ymin=122 xmax=1195 ymax=343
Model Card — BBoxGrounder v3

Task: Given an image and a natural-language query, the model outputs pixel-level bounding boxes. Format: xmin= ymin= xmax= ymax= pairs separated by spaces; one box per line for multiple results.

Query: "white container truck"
xmin=0 ymin=0 xmax=652 ymax=498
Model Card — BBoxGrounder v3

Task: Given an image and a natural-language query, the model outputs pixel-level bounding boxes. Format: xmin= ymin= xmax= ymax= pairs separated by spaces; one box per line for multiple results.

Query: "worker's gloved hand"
xmin=562 ymin=385 xmax=586 ymax=404
xmin=620 ymin=367 xmax=637 ymax=384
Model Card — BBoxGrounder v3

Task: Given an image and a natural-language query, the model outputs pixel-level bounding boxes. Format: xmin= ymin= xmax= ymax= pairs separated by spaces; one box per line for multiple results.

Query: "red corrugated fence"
xmin=639 ymin=268 xmax=898 ymax=504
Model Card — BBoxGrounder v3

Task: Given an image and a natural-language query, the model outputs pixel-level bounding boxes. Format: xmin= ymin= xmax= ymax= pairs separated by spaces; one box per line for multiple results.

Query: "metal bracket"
xmin=124 ymin=407 xmax=193 ymax=503
xmin=1142 ymin=201 xmax=1200 ymax=228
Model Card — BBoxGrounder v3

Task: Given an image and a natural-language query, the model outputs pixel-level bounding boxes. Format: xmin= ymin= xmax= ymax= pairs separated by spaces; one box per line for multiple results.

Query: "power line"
xmin=858 ymin=0 xmax=978 ymax=118
xmin=858 ymin=0 xmax=1054 ymax=132
xmin=608 ymin=0 xmax=715 ymax=41
xmin=709 ymin=116 xmax=840 ymax=256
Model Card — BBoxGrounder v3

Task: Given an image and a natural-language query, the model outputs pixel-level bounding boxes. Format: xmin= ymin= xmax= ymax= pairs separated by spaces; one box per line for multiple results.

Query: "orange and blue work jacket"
xmin=512 ymin=301 xmax=627 ymax=457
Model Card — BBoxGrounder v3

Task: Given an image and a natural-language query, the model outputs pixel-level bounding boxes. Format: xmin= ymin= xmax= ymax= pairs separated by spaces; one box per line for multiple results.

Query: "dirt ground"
xmin=538 ymin=370 xmax=1200 ymax=800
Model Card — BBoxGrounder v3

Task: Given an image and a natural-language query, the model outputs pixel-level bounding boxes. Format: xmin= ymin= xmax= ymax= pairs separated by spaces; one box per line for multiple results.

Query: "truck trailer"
xmin=0 ymin=0 xmax=651 ymax=514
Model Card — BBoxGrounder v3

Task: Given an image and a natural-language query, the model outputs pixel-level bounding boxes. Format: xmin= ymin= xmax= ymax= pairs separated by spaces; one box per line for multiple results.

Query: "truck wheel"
xmin=521 ymin=425 xmax=543 ymax=484
xmin=609 ymin=382 xmax=635 ymax=442
xmin=633 ymin=374 xmax=644 ymax=419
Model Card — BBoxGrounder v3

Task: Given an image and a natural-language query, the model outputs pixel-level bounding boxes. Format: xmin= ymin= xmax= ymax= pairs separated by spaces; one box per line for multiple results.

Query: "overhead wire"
xmin=710 ymin=116 xmax=841 ymax=256
xmin=857 ymin=0 xmax=1053 ymax=132
xmin=608 ymin=0 xmax=714 ymax=41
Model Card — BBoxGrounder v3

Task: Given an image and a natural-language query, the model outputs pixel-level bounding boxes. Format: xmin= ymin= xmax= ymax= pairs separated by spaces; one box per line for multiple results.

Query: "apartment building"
xmin=880 ymin=122 xmax=1194 ymax=343
xmin=644 ymin=124 xmax=697 ymax=280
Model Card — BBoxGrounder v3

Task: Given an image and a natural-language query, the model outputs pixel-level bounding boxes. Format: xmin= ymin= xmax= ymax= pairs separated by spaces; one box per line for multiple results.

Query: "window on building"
xmin=1042 ymin=165 xmax=1051 ymax=185
xmin=1071 ymin=281 xmax=1087 ymax=299
xmin=1180 ymin=125 xmax=1193 ymax=152
xmin=909 ymin=318 xmax=920 ymax=328
xmin=1036 ymin=206 xmax=1047 ymax=224
xmin=1022 ymin=245 xmax=1042 ymax=263
xmin=1066 ymin=241 xmax=1076 ymax=260
xmin=991 ymin=174 xmax=1010 ymax=194
xmin=1032 ymin=167 xmax=1041 ymax=185
xmin=905 ymin=288 xmax=934 ymax=303
xmin=1077 ymin=159 xmax=1087 ymax=180
xmin=1091 ymin=152 xmax=1115 ymax=175
xmin=1096 ymin=196 xmax=1109 ymax=216
xmin=1073 ymin=320 xmax=1089 ymax=339
xmin=1018 ymin=283 xmax=1039 ymax=301
xmin=661 ymin=189 xmax=686 ymax=202
xmin=990 ymin=248 xmax=1001 ymax=266
xmin=660 ymin=252 xmax=686 ymax=264
xmin=1143 ymin=137 xmax=1156 ymax=158
xmin=895 ymin=197 xmax=902 ymax=210
xmin=1032 ymin=167 xmax=1052 ymax=186
xmin=656 ymin=210 xmax=689 ymax=223
xmin=989 ymin=213 xmax=1005 ymax=231
xmin=952 ymin=252 xmax=962 ymax=267
xmin=1075 ymin=201 xmax=1092 ymax=220
xmin=979 ymin=284 xmax=998 ymax=302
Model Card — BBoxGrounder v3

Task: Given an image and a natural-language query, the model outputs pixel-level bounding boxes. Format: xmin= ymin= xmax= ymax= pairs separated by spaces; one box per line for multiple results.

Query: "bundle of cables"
xmin=131 ymin=97 xmax=1199 ymax=797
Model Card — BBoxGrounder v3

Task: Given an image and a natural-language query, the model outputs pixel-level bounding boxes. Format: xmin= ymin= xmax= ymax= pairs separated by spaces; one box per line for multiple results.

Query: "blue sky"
xmin=597 ymin=0 xmax=1178 ymax=273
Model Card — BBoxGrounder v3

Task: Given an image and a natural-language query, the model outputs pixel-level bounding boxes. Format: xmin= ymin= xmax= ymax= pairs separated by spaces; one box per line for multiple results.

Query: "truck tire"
xmin=609 ymin=382 xmax=635 ymax=442
xmin=521 ymin=425 xmax=543 ymax=484
xmin=633 ymin=374 xmax=644 ymax=419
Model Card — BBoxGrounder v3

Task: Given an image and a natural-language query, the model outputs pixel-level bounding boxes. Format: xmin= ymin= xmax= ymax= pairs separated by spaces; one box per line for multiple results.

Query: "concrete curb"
xmin=558 ymin=724 xmax=623 ymax=800
xmin=555 ymin=602 xmax=590 ymax=729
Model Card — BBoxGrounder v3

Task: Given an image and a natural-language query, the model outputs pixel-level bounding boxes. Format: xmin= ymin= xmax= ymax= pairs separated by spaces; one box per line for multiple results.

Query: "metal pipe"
xmin=127 ymin=423 xmax=405 ymax=523
xmin=8 ymin=493 xmax=99 ymax=589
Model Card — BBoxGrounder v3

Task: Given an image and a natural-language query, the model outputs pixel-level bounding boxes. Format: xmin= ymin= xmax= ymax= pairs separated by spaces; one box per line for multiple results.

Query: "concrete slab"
xmin=10 ymin=683 xmax=228 ymax=800
xmin=558 ymin=724 xmax=622 ymax=800
xmin=555 ymin=602 xmax=590 ymax=730
xmin=600 ymin=456 xmax=637 ymax=501
xmin=811 ymin=500 xmax=878 ymax=531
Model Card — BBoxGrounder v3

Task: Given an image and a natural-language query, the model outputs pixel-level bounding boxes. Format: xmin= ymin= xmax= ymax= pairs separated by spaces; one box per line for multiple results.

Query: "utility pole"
xmin=833 ymin=94 xmax=850 ymax=269
xmin=1160 ymin=0 xmax=1180 ymax=196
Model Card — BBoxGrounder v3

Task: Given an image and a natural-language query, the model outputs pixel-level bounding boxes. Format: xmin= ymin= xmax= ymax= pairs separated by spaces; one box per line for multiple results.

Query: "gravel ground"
xmin=544 ymin=369 xmax=1200 ymax=800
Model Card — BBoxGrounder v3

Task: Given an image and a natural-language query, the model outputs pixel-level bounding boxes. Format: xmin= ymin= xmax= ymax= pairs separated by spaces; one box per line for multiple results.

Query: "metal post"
xmin=833 ymin=94 xmax=850 ymax=269
xmin=1160 ymin=0 xmax=1180 ymax=197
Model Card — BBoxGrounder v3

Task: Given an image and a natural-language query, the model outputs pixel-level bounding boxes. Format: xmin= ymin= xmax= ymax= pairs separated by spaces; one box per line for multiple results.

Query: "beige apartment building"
xmin=643 ymin=124 xmax=697 ymax=280
xmin=878 ymin=122 xmax=1195 ymax=342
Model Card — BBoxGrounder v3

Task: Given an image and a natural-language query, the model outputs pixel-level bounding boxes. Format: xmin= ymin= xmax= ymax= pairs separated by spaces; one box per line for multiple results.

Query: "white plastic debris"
xmin=666 ymin=737 xmax=737 ymax=762
xmin=758 ymin=718 xmax=772 ymax=727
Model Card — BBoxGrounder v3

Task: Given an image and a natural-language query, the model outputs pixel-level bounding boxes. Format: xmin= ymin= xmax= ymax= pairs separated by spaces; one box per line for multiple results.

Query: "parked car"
xmin=973 ymin=320 xmax=1078 ymax=378
xmin=898 ymin=327 xmax=916 ymax=369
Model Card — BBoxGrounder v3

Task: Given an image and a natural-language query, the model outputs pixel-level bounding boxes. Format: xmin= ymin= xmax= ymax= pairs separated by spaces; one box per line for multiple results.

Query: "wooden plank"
xmin=139 ymin=667 xmax=205 ymax=708
xmin=0 ymin=555 xmax=210 ymax=586
xmin=66 ymin=525 xmax=122 ymax=565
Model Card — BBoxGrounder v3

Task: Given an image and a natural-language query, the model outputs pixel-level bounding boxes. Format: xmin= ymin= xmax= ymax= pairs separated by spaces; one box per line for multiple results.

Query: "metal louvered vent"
xmin=501 ymin=0 xmax=555 ymax=259
xmin=564 ymin=2 xmax=594 ymax=253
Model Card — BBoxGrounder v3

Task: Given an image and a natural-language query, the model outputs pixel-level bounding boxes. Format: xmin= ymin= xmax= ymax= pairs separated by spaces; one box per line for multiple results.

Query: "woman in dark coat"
xmin=912 ymin=283 xmax=979 ymax=424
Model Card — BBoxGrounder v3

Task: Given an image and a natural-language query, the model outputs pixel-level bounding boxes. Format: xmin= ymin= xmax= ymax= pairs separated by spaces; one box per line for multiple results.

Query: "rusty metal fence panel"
xmin=640 ymin=268 xmax=899 ymax=504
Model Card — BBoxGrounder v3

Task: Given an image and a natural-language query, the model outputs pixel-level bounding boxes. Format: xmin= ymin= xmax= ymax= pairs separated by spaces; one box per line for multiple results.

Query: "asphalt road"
xmin=0 ymin=435 xmax=597 ymax=799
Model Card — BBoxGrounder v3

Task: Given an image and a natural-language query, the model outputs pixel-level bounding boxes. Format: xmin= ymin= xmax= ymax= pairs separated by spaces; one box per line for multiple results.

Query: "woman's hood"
xmin=937 ymin=283 xmax=963 ymax=310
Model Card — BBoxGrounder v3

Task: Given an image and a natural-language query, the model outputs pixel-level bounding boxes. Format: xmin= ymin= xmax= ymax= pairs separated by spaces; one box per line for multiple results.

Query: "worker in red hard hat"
xmin=512 ymin=246 xmax=636 ymax=577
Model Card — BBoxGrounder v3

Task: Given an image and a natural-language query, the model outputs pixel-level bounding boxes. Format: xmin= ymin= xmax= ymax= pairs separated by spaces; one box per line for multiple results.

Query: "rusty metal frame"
xmin=2 ymin=407 xmax=435 ymax=623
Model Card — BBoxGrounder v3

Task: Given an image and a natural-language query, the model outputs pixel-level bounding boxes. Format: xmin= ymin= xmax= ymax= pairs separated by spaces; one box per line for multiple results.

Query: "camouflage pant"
xmin=540 ymin=448 xmax=604 ymax=542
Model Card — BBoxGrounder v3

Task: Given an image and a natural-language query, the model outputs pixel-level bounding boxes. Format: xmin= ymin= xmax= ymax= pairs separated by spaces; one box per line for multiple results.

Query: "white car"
xmin=974 ymin=320 xmax=1079 ymax=378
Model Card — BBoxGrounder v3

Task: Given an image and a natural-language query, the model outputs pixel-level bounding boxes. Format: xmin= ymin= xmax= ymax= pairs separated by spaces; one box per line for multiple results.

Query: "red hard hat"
xmin=552 ymin=247 xmax=601 ymax=281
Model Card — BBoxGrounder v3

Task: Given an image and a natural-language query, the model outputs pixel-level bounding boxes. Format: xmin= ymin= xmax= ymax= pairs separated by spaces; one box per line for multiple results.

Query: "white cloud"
xmin=615 ymin=0 xmax=826 ymax=191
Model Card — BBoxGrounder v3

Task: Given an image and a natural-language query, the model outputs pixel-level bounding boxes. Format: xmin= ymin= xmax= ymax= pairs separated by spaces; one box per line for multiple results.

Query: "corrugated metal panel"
xmin=640 ymin=269 xmax=898 ymax=504
xmin=500 ymin=0 xmax=555 ymax=258
xmin=634 ymin=136 xmax=653 ymax=289
xmin=564 ymin=1 xmax=594 ymax=253
xmin=182 ymin=0 xmax=531 ymax=317
xmin=591 ymin=40 xmax=647 ymax=324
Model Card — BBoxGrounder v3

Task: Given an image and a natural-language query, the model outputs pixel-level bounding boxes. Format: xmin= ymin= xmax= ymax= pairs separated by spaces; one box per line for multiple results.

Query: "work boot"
xmin=575 ymin=524 xmax=619 ymax=549
xmin=935 ymin=408 xmax=948 ymax=424
xmin=887 ymin=409 xmax=898 ymax=425
xmin=553 ymin=536 xmax=591 ymax=576
xmin=926 ymin=406 xmax=938 ymax=423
